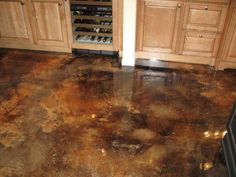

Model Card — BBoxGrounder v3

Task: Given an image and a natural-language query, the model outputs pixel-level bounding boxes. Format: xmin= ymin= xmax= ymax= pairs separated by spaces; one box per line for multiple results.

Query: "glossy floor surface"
xmin=0 ymin=50 xmax=235 ymax=177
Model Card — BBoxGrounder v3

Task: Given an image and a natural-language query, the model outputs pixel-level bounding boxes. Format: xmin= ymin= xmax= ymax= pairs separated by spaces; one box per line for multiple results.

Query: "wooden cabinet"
xmin=222 ymin=8 xmax=236 ymax=63
xmin=0 ymin=0 xmax=33 ymax=47
xmin=183 ymin=3 xmax=227 ymax=32
xmin=136 ymin=0 xmax=228 ymax=66
xmin=179 ymin=31 xmax=221 ymax=57
xmin=0 ymin=0 xmax=120 ymax=52
xmin=180 ymin=2 xmax=227 ymax=59
xmin=29 ymin=0 xmax=69 ymax=47
xmin=226 ymin=29 xmax=236 ymax=62
xmin=0 ymin=0 xmax=70 ymax=52
xmin=136 ymin=0 xmax=183 ymax=54
xmin=217 ymin=7 xmax=236 ymax=69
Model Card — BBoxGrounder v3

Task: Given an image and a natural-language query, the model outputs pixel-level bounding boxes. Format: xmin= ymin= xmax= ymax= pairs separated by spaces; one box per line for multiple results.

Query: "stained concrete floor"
xmin=0 ymin=49 xmax=235 ymax=177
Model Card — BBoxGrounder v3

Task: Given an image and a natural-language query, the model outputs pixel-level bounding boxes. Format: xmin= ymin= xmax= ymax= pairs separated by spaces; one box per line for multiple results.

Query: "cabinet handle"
xmin=178 ymin=4 xmax=181 ymax=8
xmin=20 ymin=0 xmax=25 ymax=5
xmin=199 ymin=34 xmax=203 ymax=38
xmin=205 ymin=6 xmax=208 ymax=10
xmin=58 ymin=2 xmax=62 ymax=6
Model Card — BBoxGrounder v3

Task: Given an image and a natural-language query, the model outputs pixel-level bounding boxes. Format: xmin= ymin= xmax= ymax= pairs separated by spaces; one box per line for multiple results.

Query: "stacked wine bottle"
xmin=71 ymin=0 xmax=113 ymax=45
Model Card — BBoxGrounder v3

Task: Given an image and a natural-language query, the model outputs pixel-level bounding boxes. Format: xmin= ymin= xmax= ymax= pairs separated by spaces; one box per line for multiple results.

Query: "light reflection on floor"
xmin=0 ymin=49 xmax=235 ymax=177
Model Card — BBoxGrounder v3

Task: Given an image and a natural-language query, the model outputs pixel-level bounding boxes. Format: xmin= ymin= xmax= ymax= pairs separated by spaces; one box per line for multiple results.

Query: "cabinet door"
xmin=179 ymin=31 xmax=221 ymax=57
xmin=30 ymin=0 xmax=68 ymax=47
xmin=0 ymin=0 xmax=33 ymax=46
xmin=224 ymin=8 xmax=236 ymax=62
xmin=137 ymin=0 xmax=182 ymax=53
xmin=183 ymin=3 xmax=227 ymax=32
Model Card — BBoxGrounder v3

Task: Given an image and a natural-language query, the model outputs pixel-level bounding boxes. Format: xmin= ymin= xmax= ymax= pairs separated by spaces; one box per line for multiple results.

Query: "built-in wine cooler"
xmin=70 ymin=0 xmax=118 ymax=51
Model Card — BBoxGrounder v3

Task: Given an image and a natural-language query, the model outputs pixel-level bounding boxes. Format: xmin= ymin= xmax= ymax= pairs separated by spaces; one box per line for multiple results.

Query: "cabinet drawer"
xmin=183 ymin=3 xmax=227 ymax=32
xmin=179 ymin=31 xmax=221 ymax=57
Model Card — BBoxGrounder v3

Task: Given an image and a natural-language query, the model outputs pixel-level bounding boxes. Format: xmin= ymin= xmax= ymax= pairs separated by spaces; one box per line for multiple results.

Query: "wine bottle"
xmin=91 ymin=36 xmax=96 ymax=41
xmin=97 ymin=36 xmax=102 ymax=42
xmin=94 ymin=36 xmax=99 ymax=42
xmin=103 ymin=37 xmax=108 ymax=43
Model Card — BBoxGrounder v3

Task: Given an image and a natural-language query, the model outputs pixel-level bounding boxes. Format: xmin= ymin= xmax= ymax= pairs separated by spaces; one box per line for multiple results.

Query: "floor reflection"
xmin=0 ymin=50 xmax=235 ymax=177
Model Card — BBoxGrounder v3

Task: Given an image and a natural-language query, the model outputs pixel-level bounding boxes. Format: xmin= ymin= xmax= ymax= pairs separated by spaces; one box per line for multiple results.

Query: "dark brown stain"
xmin=0 ymin=49 xmax=234 ymax=177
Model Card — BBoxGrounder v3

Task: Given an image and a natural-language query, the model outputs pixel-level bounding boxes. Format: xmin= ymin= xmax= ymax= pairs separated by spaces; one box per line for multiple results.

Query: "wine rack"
xmin=70 ymin=0 xmax=113 ymax=49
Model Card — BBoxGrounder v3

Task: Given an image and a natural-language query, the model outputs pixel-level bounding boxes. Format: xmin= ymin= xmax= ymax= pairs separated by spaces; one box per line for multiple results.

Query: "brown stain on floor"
xmin=0 ymin=49 xmax=235 ymax=177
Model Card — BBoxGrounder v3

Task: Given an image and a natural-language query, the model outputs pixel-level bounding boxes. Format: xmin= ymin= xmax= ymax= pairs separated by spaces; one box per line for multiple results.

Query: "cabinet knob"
xmin=205 ymin=6 xmax=208 ymax=10
xmin=20 ymin=0 xmax=25 ymax=5
xmin=178 ymin=4 xmax=181 ymax=8
xmin=58 ymin=2 xmax=62 ymax=6
xmin=199 ymin=34 xmax=203 ymax=38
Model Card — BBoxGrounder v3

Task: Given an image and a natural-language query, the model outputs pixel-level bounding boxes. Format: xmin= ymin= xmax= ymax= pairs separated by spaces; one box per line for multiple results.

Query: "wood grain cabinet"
xmin=178 ymin=2 xmax=227 ymax=63
xmin=136 ymin=0 xmax=183 ymax=54
xmin=0 ymin=0 xmax=70 ymax=52
xmin=183 ymin=3 xmax=227 ymax=32
xmin=29 ymin=0 xmax=69 ymax=47
xmin=179 ymin=31 xmax=221 ymax=58
xmin=217 ymin=6 xmax=236 ymax=69
xmin=225 ymin=11 xmax=236 ymax=63
xmin=136 ymin=0 xmax=230 ymax=65
xmin=0 ymin=0 xmax=33 ymax=48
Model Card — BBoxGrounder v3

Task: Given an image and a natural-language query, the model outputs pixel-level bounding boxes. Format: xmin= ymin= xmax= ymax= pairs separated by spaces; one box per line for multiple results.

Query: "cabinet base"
xmin=72 ymin=48 xmax=119 ymax=58
xmin=136 ymin=51 xmax=215 ymax=66
xmin=0 ymin=43 xmax=71 ymax=53
xmin=218 ymin=61 xmax=236 ymax=70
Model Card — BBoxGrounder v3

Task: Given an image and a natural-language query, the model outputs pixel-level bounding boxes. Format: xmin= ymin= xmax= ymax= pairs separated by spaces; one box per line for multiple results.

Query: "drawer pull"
xmin=199 ymin=34 xmax=203 ymax=38
xmin=205 ymin=6 xmax=208 ymax=10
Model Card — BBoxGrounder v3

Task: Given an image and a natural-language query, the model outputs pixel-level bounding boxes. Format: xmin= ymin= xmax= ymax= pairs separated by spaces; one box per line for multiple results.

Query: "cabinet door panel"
xmin=220 ymin=8 xmax=236 ymax=64
xmin=137 ymin=0 xmax=182 ymax=53
xmin=144 ymin=7 xmax=175 ymax=49
xmin=0 ymin=0 xmax=32 ymax=45
xmin=226 ymin=9 xmax=236 ymax=62
xmin=190 ymin=9 xmax=220 ymax=26
xmin=184 ymin=3 xmax=227 ymax=32
xmin=228 ymin=31 xmax=236 ymax=61
xmin=31 ymin=0 xmax=68 ymax=47
xmin=180 ymin=31 xmax=220 ymax=57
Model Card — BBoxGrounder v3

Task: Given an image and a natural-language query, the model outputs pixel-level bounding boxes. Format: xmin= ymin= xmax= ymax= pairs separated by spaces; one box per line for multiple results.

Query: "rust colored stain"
xmin=0 ymin=49 xmax=235 ymax=177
